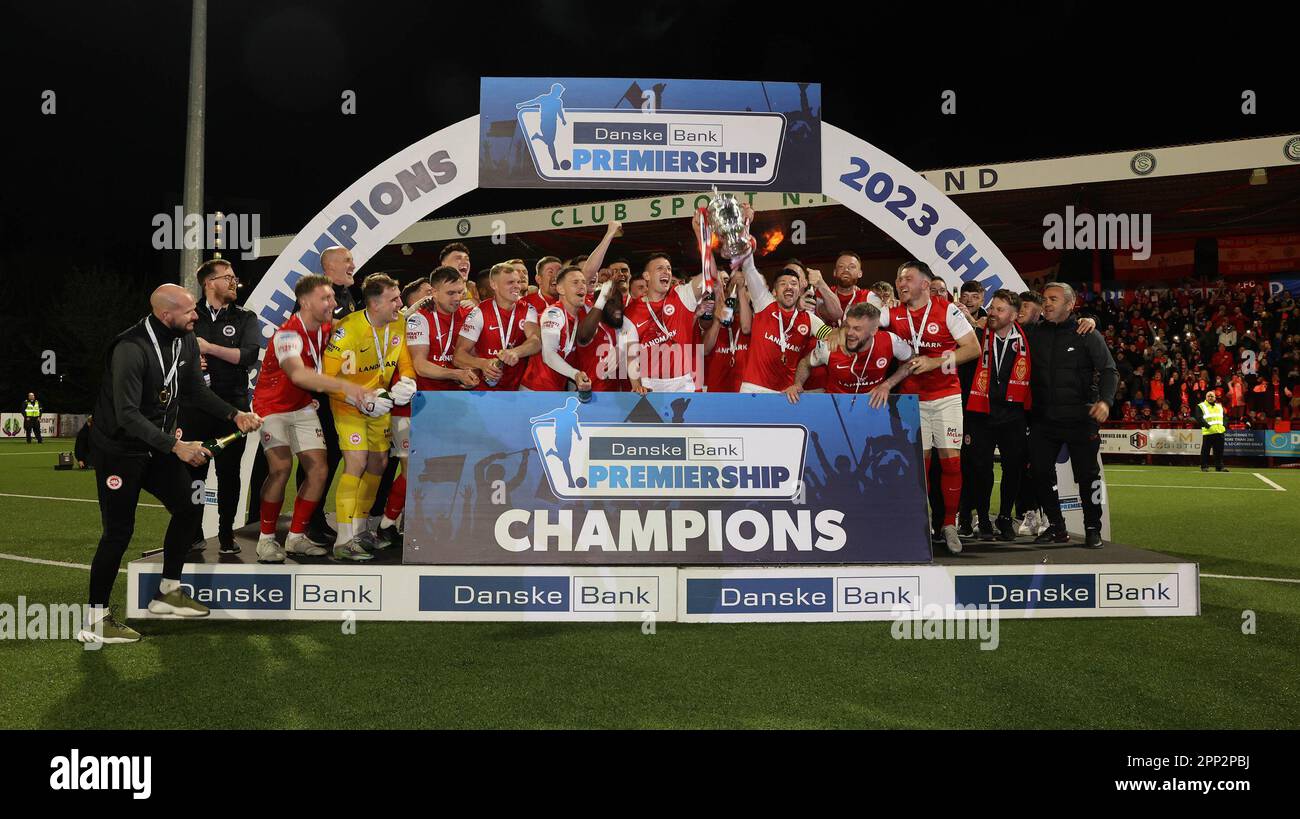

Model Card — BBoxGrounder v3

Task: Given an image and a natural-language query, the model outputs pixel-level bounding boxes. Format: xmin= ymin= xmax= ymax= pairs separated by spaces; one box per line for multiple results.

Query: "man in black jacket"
xmin=79 ymin=284 xmax=262 ymax=645
xmin=1024 ymin=283 xmax=1117 ymax=548
xmin=185 ymin=259 xmax=260 ymax=553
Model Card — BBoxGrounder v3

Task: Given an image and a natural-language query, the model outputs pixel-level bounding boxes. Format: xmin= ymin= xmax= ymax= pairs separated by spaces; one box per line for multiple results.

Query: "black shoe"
xmin=995 ymin=516 xmax=1015 ymax=541
xmin=188 ymin=538 xmax=206 ymax=553
xmin=957 ymin=521 xmax=974 ymax=538
xmin=976 ymin=522 xmax=996 ymax=541
xmin=374 ymin=525 xmax=403 ymax=551
xmin=1200 ymin=466 xmax=1209 ymax=472
xmin=218 ymin=537 xmax=240 ymax=555
xmin=306 ymin=523 xmax=337 ymax=547
xmin=1033 ymin=526 xmax=1070 ymax=544
xmin=1084 ymin=529 xmax=1103 ymax=549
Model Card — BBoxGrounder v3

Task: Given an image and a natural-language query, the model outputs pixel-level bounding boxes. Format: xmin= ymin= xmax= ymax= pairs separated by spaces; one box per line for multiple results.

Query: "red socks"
xmin=384 ymin=475 xmax=407 ymax=521
xmin=290 ymin=498 xmax=319 ymax=534
xmin=259 ymin=500 xmax=281 ymax=536
xmin=939 ymin=455 xmax=962 ymax=527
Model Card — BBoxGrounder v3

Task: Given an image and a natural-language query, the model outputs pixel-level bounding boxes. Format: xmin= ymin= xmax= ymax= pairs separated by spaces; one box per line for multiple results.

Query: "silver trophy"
xmin=705 ymin=190 xmax=752 ymax=259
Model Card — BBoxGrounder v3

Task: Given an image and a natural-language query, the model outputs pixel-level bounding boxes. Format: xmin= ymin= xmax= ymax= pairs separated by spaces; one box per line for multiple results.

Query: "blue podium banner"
xmin=402 ymin=392 xmax=931 ymax=565
xmin=479 ymin=77 xmax=821 ymax=192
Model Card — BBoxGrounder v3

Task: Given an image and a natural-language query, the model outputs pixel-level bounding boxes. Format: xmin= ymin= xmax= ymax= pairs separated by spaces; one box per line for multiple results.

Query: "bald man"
xmin=79 ymin=284 xmax=263 ymax=646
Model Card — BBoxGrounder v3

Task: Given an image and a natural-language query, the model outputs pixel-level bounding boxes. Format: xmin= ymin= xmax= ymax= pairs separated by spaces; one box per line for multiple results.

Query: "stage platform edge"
xmin=127 ymin=524 xmax=1199 ymax=623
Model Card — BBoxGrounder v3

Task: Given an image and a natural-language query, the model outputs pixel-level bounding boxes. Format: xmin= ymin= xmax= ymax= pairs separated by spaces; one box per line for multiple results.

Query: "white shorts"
xmin=259 ymin=406 xmax=325 ymax=455
xmin=919 ymin=394 xmax=964 ymax=451
xmin=643 ymin=374 xmax=698 ymax=393
xmin=390 ymin=415 xmax=411 ymax=458
xmin=739 ymin=382 xmax=778 ymax=394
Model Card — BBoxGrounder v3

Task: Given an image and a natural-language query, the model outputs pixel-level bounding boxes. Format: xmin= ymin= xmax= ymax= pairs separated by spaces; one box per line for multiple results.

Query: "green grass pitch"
xmin=1 ymin=438 xmax=1297 ymax=729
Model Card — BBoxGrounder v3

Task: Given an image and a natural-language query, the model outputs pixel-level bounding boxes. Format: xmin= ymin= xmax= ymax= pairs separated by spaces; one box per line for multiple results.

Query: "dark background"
xmin=0 ymin=0 xmax=1293 ymax=412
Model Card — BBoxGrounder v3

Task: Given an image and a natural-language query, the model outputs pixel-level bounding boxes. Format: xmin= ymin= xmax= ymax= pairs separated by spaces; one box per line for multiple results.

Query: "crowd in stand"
xmin=1074 ymin=283 xmax=1300 ymax=428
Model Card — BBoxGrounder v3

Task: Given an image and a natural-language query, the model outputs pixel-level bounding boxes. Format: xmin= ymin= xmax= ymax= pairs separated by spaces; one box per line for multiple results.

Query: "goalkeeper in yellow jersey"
xmin=322 ymin=273 xmax=418 ymax=561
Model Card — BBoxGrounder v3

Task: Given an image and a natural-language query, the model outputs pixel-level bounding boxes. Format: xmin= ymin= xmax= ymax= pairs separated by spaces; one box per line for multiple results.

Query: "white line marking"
xmin=1105 ymin=483 xmax=1272 ymax=491
xmin=0 ymin=451 xmax=64 ymax=456
xmin=0 ymin=492 xmax=164 ymax=508
xmin=0 ymin=553 xmax=122 ymax=573
xmin=1253 ymin=473 xmax=1286 ymax=491
xmin=1203 ymin=573 xmax=1300 ymax=585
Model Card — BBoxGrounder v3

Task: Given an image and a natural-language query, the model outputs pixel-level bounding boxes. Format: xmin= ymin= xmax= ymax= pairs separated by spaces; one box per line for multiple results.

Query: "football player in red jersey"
xmin=623 ymin=216 xmax=713 ymax=391
xmin=880 ymin=261 xmax=980 ymax=554
xmin=251 ymin=275 xmax=375 ymax=563
xmin=702 ymin=266 xmax=753 ymax=392
xmin=521 ymin=266 xmax=603 ymax=392
xmin=729 ymin=213 xmax=834 ymax=393
xmin=523 ymin=256 xmax=562 ymax=317
xmin=786 ymin=301 xmax=913 ymax=407
xmin=821 ymin=250 xmax=882 ymax=325
xmin=454 ymin=262 xmax=541 ymax=390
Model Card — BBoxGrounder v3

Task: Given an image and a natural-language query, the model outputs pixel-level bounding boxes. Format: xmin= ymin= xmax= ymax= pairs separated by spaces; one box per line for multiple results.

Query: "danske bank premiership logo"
xmin=528 ymin=397 xmax=806 ymax=500
xmin=514 ymin=82 xmax=786 ymax=186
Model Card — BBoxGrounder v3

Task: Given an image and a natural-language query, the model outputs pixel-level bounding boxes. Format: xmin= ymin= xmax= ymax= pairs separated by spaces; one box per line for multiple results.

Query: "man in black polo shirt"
xmin=186 ymin=259 xmax=260 ymax=553
xmin=1023 ymin=283 xmax=1117 ymax=548
xmin=79 ymin=285 xmax=262 ymax=645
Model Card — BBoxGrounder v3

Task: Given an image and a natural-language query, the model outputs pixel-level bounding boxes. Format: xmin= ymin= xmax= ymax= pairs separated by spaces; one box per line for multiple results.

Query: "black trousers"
xmin=958 ymin=418 xmax=977 ymax=525
xmin=1030 ymin=419 xmax=1104 ymax=532
xmin=181 ymin=402 xmax=247 ymax=542
xmin=369 ymin=455 xmax=400 ymax=518
xmin=90 ymin=450 xmax=201 ymax=605
xmin=1201 ymin=432 xmax=1225 ymax=470
xmin=967 ymin=413 xmax=1026 ymax=521
xmin=24 ymin=417 xmax=42 ymax=443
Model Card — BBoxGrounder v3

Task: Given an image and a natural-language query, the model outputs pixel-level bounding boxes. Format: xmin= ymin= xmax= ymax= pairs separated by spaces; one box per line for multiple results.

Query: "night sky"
xmin=1 ymin=1 xmax=1293 ymax=408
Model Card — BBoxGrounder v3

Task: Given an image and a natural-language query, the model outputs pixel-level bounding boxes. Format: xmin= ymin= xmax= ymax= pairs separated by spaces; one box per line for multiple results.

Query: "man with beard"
xmin=520 ymin=266 xmax=601 ymax=393
xmin=964 ymin=290 xmax=1032 ymax=541
xmin=623 ymin=218 xmax=713 ymax=391
xmin=80 ymin=285 xmax=263 ymax=644
xmin=786 ymin=301 xmax=913 ymax=406
xmin=524 ymin=255 xmax=562 ymax=316
xmin=878 ymin=262 xmax=980 ymax=554
xmin=185 ymin=258 xmax=260 ymax=553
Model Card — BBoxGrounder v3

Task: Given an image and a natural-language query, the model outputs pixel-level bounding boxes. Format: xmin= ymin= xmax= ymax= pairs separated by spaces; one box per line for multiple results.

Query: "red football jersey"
xmin=884 ymin=296 xmax=973 ymax=401
xmin=704 ymin=325 xmax=750 ymax=393
xmin=573 ymin=320 xmax=631 ymax=391
xmin=742 ymin=303 xmax=824 ymax=391
xmin=459 ymin=300 xmax=539 ymax=391
xmin=253 ymin=314 xmax=330 ymax=416
xmin=521 ymin=304 xmax=590 ymax=391
xmin=624 ymin=285 xmax=701 ymax=382
xmin=812 ymin=329 xmax=913 ymax=394
xmin=406 ymin=305 xmax=470 ymax=392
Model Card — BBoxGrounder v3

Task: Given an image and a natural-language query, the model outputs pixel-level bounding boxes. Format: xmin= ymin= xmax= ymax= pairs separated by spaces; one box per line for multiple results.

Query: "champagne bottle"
xmin=202 ymin=430 xmax=247 ymax=453
xmin=700 ymin=290 xmax=716 ymax=323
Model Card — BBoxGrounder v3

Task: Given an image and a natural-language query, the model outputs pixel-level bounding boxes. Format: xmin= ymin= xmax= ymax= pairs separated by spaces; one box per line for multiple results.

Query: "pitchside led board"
xmin=478 ymin=77 xmax=820 ymax=191
xmin=403 ymin=392 xmax=931 ymax=565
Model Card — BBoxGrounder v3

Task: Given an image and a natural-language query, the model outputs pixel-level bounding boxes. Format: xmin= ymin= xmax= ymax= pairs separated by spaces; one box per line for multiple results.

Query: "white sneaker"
xmin=256 ymin=535 xmax=286 ymax=564
xmin=1034 ymin=511 xmax=1052 ymax=536
xmin=940 ymin=525 xmax=963 ymax=555
xmin=285 ymin=532 xmax=327 ymax=557
xmin=1018 ymin=510 xmax=1038 ymax=536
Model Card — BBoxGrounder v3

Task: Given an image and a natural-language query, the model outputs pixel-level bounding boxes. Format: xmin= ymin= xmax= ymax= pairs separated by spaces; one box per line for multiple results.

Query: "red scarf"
xmin=968 ymin=323 xmax=1031 ymax=413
